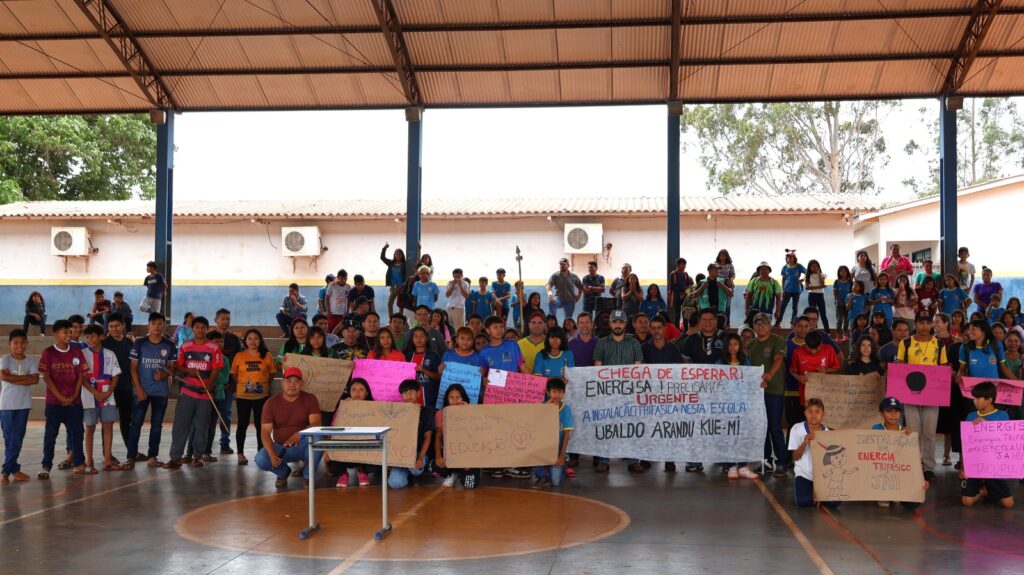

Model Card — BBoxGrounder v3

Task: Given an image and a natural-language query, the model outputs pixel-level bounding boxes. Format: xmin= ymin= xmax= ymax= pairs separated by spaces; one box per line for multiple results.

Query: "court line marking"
xmin=0 ymin=469 xmax=181 ymax=527
xmin=753 ymin=479 xmax=835 ymax=575
xmin=818 ymin=507 xmax=893 ymax=575
xmin=327 ymin=486 xmax=445 ymax=575
xmin=912 ymin=501 xmax=1024 ymax=559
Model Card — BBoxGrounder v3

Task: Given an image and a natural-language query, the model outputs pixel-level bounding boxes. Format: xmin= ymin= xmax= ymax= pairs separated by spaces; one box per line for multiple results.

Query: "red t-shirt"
xmin=38 ymin=344 xmax=88 ymax=405
xmin=262 ymin=391 xmax=320 ymax=444
xmin=790 ymin=345 xmax=840 ymax=404
xmin=176 ymin=340 xmax=223 ymax=399
xmin=367 ymin=349 xmax=406 ymax=362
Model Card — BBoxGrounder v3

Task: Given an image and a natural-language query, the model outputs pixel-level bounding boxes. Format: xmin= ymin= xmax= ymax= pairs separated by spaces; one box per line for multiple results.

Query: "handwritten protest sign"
xmin=483 ymin=369 xmax=547 ymax=405
xmin=283 ymin=354 xmax=354 ymax=412
xmin=436 ymin=362 xmax=482 ymax=409
xmin=564 ymin=364 xmax=766 ymax=461
xmin=352 ymin=359 xmax=416 ymax=402
xmin=959 ymin=377 xmax=1024 ymax=405
xmin=328 ymin=401 xmax=420 ymax=468
xmin=886 ymin=363 xmax=951 ymax=407
xmin=443 ymin=404 xmax=558 ymax=468
xmin=961 ymin=420 xmax=1024 ymax=479
xmin=806 ymin=373 xmax=885 ymax=430
xmin=811 ymin=429 xmax=925 ymax=503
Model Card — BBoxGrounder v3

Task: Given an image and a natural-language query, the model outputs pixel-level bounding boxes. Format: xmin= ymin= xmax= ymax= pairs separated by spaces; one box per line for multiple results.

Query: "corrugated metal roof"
xmin=0 ymin=195 xmax=878 ymax=220
xmin=1 ymin=0 xmax=1022 ymax=112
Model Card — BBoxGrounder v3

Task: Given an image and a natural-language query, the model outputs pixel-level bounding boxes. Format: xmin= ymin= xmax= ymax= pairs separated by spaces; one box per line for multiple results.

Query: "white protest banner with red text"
xmin=565 ymin=364 xmax=766 ymax=461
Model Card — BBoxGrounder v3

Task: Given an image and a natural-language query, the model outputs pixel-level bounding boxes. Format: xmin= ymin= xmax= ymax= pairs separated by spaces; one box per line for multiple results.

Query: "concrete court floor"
xmin=1 ymin=421 xmax=1021 ymax=575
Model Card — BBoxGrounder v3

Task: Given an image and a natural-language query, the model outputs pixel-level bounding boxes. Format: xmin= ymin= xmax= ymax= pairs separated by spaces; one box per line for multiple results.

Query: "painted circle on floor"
xmin=174 ymin=486 xmax=630 ymax=561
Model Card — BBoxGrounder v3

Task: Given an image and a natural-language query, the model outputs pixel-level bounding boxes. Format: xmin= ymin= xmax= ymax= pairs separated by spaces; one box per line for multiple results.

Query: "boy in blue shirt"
xmin=960 ymin=381 xmax=1014 ymax=509
xmin=466 ymin=277 xmax=496 ymax=319
xmin=491 ymin=269 xmax=512 ymax=322
xmin=871 ymin=397 xmax=925 ymax=510
xmin=478 ymin=316 xmax=529 ymax=374
xmin=411 ymin=265 xmax=439 ymax=310
xmin=533 ymin=378 xmax=573 ymax=489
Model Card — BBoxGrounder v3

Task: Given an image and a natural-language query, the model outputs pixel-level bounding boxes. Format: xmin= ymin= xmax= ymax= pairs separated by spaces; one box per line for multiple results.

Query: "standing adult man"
xmin=568 ymin=313 xmax=598 ymax=368
xmin=318 ymin=274 xmax=335 ymax=315
xmin=745 ymin=262 xmax=781 ymax=327
xmin=675 ymin=308 xmax=727 ymax=473
xmin=127 ymin=312 xmax=176 ymax=469
xmin=325 ymin=270 xmax=351 ymax=334
xmin=255 ymin=367 xmax=322 ymax=488
xmin=546 ymin=258 xmax=583 ymax=323
xmin=610 ymin=264 xmax=632 ymax=309
xmin=142 ymin=261 xmax=168 ymax=314
xmin=668 ymin=258 xmax=693 ymax=326
xmin=895 ymin=313 xmax=948 ymax=482
xmin=592 ymin=310 xmax=644 ymax=474
xmin=747 ymin=313 xmax=789 ymax=477
xmin=693 ymin=264 xmax=733 ymax=321
xmin=101 ymin=314 xmax=134 ymax=460
xmin=210 ymin=309 xmax=241 ymax=455
xmin=518 ymin=312 xmax=548 ymax=374
xmin=641 ymin=314 xmax=684 ymax=472
xmin=276 ymin=283 xmax=308 ymax=338
xmin=881 ymin=243 xmax=913 ymax=280
xmin=580 ymin=261 xmax=606 ymax=315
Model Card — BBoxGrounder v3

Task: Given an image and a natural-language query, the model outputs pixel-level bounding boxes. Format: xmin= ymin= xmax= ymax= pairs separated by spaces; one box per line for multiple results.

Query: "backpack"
xmin=900 ymin=337 xmax=943 ymax=365
xmin=396 ymin=277 xmax=417 ymax=312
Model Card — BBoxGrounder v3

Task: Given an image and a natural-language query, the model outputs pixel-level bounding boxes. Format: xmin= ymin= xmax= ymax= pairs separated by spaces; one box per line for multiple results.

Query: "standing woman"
xmin=804 ymin=260 xmax=829 ymax=332
xmin=779 ymin=250 xmax=806 ymax=327
xmin=406 ymin=326 xmax=441 ymax=408
xmin=620 ymin=274 xmax=643 ymax=320
xmin=230 ymin=329 xmax=276 ymax=465
xmin=892 ymin=274 xmax=918 ymax=323
xmin=640 ymin=284 xmax=667 ymax=320
xmin=716 ymin=250 xmax=736 ymax=326
xmin=971 ymin=266 xmax=1004 ymax=315
xmin=851 ymin=250 xmax=877 ymax=295
xmin=380 ymin=244 xmax=407 ymax=317
xmin=23 ymin=291 xmax=46 ymax=336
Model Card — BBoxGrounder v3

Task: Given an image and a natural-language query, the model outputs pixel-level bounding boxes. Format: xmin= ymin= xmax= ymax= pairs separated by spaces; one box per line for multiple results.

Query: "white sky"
xmin=172 ymin=103 xmax=936 ymax=202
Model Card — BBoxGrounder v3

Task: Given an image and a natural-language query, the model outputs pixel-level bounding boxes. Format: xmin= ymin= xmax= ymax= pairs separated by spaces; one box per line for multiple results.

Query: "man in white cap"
xmin=255 ymin=366 xmax=322 ymax=488
xmin=745 ymin=261 xmax=782 ymax=327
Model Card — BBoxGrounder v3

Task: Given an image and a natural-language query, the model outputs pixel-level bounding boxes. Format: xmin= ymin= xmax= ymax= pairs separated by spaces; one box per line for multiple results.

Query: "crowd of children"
xmin=0 ymin=246 xmax=1019 ymax=511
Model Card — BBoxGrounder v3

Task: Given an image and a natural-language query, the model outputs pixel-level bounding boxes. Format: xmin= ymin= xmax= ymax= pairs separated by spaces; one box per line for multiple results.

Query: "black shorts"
xmin=961 ymin=478 xmax=1013 ymax=501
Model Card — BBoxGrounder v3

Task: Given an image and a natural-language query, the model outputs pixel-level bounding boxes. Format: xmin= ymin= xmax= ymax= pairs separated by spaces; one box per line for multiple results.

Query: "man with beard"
xmin=592 ymin=310 xmax=643 ymax=474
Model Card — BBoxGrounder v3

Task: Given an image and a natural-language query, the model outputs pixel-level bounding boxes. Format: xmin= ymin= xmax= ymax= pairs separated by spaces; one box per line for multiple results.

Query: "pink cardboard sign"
xmin=959 ymin=377 xmax=1024 ymax=405
xmin=352 ymin=359 xmax=416 ymax=402
xmin=885 ymin=363 xmax=951 ymax=407
xmin=961 ymin=420 xmax=1024 ymax=479
xmin=483 ymin=369 xmax=548 ymax=404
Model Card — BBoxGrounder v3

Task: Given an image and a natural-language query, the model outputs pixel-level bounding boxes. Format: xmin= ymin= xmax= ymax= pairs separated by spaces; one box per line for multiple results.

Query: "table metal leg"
xmin=375 ymin=433 xmax=393 ymax=541
xmin=299 ymin=441 xmax=320 ymax=540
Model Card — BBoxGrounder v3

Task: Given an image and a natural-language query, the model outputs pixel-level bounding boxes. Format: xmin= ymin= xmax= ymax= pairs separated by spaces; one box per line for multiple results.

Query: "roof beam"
xmin=7 ymin=6 xmax=1024 ymax=42
xmin=943 ymin=0 xmax=1003 ymax=93
xmin=368 ymin=0 xmax=421 ymax=106
xmin=70 ymin=0 xmax=177 ymax=110
xmin=669 ymin=0 xmax=682 ymax=100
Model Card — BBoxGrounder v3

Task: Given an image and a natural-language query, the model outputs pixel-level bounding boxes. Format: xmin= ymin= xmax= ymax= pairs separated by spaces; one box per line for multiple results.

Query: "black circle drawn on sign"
xmin=906 ymin=371 xmax=927 ymax=392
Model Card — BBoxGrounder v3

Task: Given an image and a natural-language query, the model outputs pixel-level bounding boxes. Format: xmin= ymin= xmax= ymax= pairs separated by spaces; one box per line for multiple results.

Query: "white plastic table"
xmin=297 ymin=426 xmax=392 ymax=540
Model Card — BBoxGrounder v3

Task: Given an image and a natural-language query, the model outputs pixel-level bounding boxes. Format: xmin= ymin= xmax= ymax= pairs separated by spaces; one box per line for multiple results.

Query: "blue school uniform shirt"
xmin=959 ymin=341 xmax=1006 ymax=379
xmin=491 ymin=281 xmax=512 ymax=310
xmin=465 ymin=290 xmax=495 ymax=318
xmin=965 ymin=409 xmax=1009 ymax=422
xmin=834 ymin=279 xmax=853 ymax=305
xmin=987 ymin=307 xmax=1005 ymax=325
xmin=411 ymin=281 xmax=439 ymax=309
xmin=781 ymin=264 xmax=806 ymax=293
xmin=478 ymin=340 xmax=524 ymax=372
xmin=939 ymin=287 xmax=969 ymax=314
xmin=639 ymin=298 xmax=667 ymax=319
xmin=869 ymin=287 xmax=895 ymax=322
xmin=847 ymin=293 xmax=867 ymax=319
xmin=556 ymin=403 xmax=574 ymax=449
xmin=533 ymin=351 xmax=575 ymax=378
xmin=441 ymin=348 xmax=485 ymax=368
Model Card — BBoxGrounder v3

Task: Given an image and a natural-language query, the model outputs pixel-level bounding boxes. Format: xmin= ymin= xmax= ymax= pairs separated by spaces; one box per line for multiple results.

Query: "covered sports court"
xmin=2 ymin=1 xmax=1023 ymax=574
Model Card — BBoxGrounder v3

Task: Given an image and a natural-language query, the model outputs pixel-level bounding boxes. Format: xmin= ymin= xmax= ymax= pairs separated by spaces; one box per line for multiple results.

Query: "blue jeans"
xmin=763 ymin=393 xmax=789 ymax=466
xmin=533 ymin=463 xmax=566 ymax=486
xmin=388 ymin=455 xmax=427 ymax=489
xmin=23 ymin=313 xmax=46 ymax=335
xmin=43 ymin=404 xmax=84 ymax=469
xmin=795 ymin=476 xmax=840 ymax=508
xmin=276 ymin=312 xmax=307 ymax=337
xmin=781 ymin=292 xmax=801 ymax=324
xmin=127 ymin=395 xmax=168 ymax=459
xmin=1 ymin=409 xmax=30 ymax=474
xmin=548 ymin=298 xmax=576 ymax=323
xmin=255 ymin=437 xmax=323 ymax=479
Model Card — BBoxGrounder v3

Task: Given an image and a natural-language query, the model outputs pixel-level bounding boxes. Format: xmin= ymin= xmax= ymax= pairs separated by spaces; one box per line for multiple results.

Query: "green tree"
xmin=903 ymin=97 xmax=1024 ymax=197
xmin=0 ymin=114 xmax=156 ymax=204
xmin=680 ymin=101 xmax=894 ymax=196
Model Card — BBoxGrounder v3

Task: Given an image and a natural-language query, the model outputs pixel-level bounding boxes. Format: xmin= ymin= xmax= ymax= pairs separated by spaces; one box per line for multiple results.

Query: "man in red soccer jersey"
xmin=165 ymin=316 xmax=223 ymax=469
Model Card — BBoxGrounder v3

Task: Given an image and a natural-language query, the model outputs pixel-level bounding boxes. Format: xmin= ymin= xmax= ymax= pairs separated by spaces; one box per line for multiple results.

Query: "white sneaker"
xmin=738 ymin=467 xmax=759 ymax=479
xmin=727 ymin=466 xmax=739 ymax=479
xmin=442 ymin=475 xmax=455 ymax=488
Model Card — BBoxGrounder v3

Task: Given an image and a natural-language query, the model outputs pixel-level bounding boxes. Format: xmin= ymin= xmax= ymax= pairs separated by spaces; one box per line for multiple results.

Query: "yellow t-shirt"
xmin=230 ymin=349 xmax=277 ymax=400
xmin=896 ymin=337 xmax=948 ymax=366
xmin=518 ymin=337 xmax=546 ymax=373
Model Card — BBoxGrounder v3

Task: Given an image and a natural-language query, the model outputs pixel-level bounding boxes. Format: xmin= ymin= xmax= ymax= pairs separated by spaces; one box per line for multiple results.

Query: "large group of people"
xmin=1 ymin=244 xmax=1018 ymax=510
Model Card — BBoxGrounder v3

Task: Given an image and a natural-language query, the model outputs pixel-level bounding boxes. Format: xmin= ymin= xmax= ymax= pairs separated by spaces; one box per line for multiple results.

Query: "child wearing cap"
xmin=960 ymin=382 xmax=1014 ymax=508
xmin=871 ymin=397 xmax=925 ymax=509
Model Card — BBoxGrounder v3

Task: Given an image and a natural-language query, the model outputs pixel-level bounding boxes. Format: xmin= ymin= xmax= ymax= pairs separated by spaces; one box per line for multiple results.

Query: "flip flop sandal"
xmin=57 ymin=461 xmax=72 ymax=471
xmin=123 ymin=461 xmax=135 ymax=470
xmin=37 ymin=471 xmax=50 ymax=480
xmin=75 ymin=466 xmax=99 ymax=475
xmin=237 ymin=455 xmax=248 ymax=466
xmin=147 ymin=459 xmax=165 ymax=468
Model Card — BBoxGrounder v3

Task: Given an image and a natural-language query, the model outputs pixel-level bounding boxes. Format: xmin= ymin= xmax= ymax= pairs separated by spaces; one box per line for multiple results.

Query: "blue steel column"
xmin=667 ymin=102 xmax=682 ymax=283
xmin=405 ymin=107 xmax=423 ymax=275
xmin=154 ymin=111 xmax=174 ymax=319
xmin=939 ymin=97 xmax=959 ymax=278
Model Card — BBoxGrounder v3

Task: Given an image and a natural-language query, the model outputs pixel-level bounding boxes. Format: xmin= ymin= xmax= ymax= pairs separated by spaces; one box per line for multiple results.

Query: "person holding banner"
xmin=330 ymin=379 xmax=376 ymax=488
xmin=788 ymin=398 xmax=839 ymax=508
xmin=388 ymin=379 xmax=435 ymax=489
xmin=895 ymin=312 xmax=950 ymax=482
xmin=747 ymin=313 xmax=789 ymax=477
xmin=479 ymin=316 xmax=529 ymax=375
xmin=434 ymin=384 xmax=480 ymax=489
xmin=871 ymin=397 xmax=925 ymax=510
xmin=407 ymin=327 xmax=442 ymax=409
xmin=532 ymin=378 xmax=573 ymax=489
xmin=593 ymin=310 xmax=644 ymax=474
xmin=960 ymin=382 xmax=1014 ymax=508
xmin=716 ymin=334 xmax=760 ymax=480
